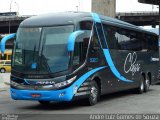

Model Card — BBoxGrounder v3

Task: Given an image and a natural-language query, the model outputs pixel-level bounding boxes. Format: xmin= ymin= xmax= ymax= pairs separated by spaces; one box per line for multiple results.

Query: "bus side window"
xmin=80 ymin=21 xmax=93 ymax=30
xmin=115 ymin=29 xmax=130 ymax=50
xmin=73 ymin=42 xmax=81 ymax=66
xmin=73 ymin=38 xmax=89 ymax=67
xmin=8 ymin=55 xmax=12 ymax=60
xmin=147 ymin=35 xmax=158 ymax=51
xmin=103 ymin=24 xmax=118 ymax=49
xmin=5 ymin=61 xmax=11 ymax=65
xmin=0 ymin=54 xmax=7 ymax=60
xmin=0 ymin=61 xmax=4 ymax=64
xmin=91 ymin=31 xmax=100 ymax=52
xmin=115 ymin=29 xmax=143 ymax=51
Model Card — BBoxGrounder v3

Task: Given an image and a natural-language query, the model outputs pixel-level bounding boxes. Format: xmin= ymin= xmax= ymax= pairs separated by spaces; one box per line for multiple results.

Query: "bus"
xmin=9 ymin=12 xmax=159 ymax=106
xmin=0 ymin=50 xmax=12 ymax=60
xmin=0 ymin=50 xmax=12 ymax=72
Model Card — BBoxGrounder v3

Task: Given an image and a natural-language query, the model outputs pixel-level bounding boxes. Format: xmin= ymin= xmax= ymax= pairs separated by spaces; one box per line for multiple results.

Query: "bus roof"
xmin=20 ymin=12 xmax=91 ymax=27
xmin=20 ymin=12 xmax=157 ymax=36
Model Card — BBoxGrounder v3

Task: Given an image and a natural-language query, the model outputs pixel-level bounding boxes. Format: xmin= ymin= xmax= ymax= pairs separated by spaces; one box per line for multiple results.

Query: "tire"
xmin=137 ymin=77 xmax=144 ymax=94
xmin=38 ymin=101 xmax=51 ymax=105
xmin=144 ymin=76 xmax=150 ymax=92
xmin=0 ymin=68 xmax=6 ymax=73
xmin=87 ymin=80 xmax=100 ymax=106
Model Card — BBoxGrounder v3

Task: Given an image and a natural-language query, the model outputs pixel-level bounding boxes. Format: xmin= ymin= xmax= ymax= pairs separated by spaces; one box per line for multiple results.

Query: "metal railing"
xmin=116 ymin=11 xmax=159 ymax=16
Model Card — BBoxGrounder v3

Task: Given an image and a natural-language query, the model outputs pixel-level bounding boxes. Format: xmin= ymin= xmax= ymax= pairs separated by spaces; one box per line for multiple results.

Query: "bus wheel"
xmin=38 ymin=101 xmax=51 ymax=105
xmin=144 ymin=77 xmax=150 ymax=92
xmin=87 ymin=80 xmax=99 ymax=106
xmin=137 ymin=77 xmax=144 ymax=94
xmin=0 ymin=68 xmax=6 ymax=73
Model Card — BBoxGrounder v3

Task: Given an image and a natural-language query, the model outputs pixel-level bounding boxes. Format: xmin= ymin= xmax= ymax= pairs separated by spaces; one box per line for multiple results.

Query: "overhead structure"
xmin=138 ymin=0 xmax=159 ymax=5
xmin=92 ymin=0 xmax=116 ymax=18
xmin=138 ymin=0 xmax=159 ymax=36
xmin=116 ymin=12 xmax=159 ymax=27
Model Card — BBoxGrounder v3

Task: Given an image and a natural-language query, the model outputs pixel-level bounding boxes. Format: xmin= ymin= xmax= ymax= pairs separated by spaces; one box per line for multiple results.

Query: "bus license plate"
xmin=31 ymin=94 xmax=41 ymax=98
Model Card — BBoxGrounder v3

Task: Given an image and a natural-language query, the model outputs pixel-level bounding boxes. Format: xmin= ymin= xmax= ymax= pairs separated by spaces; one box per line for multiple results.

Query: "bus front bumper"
xmin=10 ymin=87 xmax=74 ymax=101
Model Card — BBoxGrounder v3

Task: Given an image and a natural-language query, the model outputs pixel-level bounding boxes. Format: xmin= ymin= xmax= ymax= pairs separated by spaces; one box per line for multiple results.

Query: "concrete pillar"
xmin=91 ymin=0 xmax=116 ymax=18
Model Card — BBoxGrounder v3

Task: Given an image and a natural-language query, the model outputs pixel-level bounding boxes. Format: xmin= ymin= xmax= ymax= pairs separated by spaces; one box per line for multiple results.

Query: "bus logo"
xmin=90 ymin=58 xmax=99 ymax=63
xmin=36 ymin=81 xmax=55 ymax=85
xmin=124 ymin=52 xmax=140 ymax=76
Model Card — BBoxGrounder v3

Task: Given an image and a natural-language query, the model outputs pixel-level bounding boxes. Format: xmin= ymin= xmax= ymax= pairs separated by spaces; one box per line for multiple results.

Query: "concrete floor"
xmin=1 ymin=73 xmax=160 ymax=120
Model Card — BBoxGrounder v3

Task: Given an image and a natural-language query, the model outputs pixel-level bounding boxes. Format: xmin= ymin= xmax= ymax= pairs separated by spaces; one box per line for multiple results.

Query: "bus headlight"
xmin=55 ymin=76 xmax=77 ymax=88
xmin=11 ymin=81 xmax=19 ymax=87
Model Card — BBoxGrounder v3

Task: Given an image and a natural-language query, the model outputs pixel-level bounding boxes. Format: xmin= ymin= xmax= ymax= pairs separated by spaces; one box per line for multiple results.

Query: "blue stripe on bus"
xmin=11 ymin=66 xmax=106 ymax=101
xmin=103 ymin=49 xmax=133 ymax=82
xmin=91 ymin=13 xmax=133 ymax=83
xmin=101 ymin=22 xmax=109 ymax=48
xmin=91 ymin=13 xmax=101 ymax=23
xmin=94 ymin=22 xmax=103 ymax=49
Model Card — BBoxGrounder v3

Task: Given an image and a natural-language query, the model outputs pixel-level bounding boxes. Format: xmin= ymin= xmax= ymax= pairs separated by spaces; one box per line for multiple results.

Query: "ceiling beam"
xmin=138 ymin=0 xmax=159 ymax=5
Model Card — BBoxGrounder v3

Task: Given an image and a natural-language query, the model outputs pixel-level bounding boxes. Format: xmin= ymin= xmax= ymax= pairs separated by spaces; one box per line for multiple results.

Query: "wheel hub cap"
xmin=91 ymin=86 xmax=98 ymax=101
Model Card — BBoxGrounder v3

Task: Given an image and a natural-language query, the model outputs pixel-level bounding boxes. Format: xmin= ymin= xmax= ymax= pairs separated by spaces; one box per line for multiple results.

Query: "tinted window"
xmin=115 ymin=30 xmax=143 ymax=51
xmin=146 ymin=35 xmax=158 ymax=51
xmin=0 ymin=61 xmax=4 ymax=64
xmin=5 ymin=61 xmax=11 ymax=64
xmin=80 ymin=21 xmax=93 ymax=30
xmin=103 ymin=24 xmax=147 ymax=51
xmin=8 ymin=55 xmax=12 ymax=60
xmin=102 ymin=24 xmax=157 ymax=51
xmin=103 ymin=25 xmax=118 ymax=49
xmin=73 ymin=38 xmax=89 ymax=66
xmin=92 ymin=34 xmax=100 ymax=50
xmin=1 ymin=54 xmax=7 ymax=60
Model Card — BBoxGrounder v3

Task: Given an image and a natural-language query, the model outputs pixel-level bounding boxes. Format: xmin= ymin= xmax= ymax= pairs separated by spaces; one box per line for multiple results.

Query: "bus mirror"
xmin=0 ymin=33 xmax=16 ymax=54
xmin=67 ymin=31 xmax=85 ymax=52
xmin=67 ymin=30 xmax=91 ymax=52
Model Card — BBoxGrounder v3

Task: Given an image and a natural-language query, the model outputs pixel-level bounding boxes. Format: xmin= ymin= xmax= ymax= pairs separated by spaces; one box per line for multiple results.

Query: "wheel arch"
xmin=91 ymin=75 xmax=102 ymax=95
xmin=0 ymin=67 xmax=6 ymax=71
xmin=141 ymin=72 xmax=152 ymax=84
xmin=141 ymin=72 xmax=145 ymax=81
xmin=147 ymin=72 xmax=152 ymax=85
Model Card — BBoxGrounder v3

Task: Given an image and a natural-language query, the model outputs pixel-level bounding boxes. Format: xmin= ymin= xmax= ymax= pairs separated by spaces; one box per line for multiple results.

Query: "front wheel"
xmin=0 ymin=68 xmax=6 ymax=73
xmin=87 ymin=80 xmax=99 ymax=106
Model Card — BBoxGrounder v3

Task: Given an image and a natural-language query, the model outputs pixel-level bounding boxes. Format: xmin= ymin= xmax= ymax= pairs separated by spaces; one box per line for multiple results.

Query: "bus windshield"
xmin=12 ymin=25 xmax=74 ymax=74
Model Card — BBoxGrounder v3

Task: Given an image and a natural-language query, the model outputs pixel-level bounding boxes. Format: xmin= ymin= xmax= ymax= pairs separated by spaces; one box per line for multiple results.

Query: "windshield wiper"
xmin=33 ymin=44 xmax=37 ymax=63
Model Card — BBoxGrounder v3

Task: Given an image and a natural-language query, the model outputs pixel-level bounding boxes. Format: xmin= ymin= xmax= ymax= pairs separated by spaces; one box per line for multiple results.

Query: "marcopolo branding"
xmin=25 ymin=79 xmax=55 ymax=85
xmin=36 ymin=81 xmax=55 ymax=85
